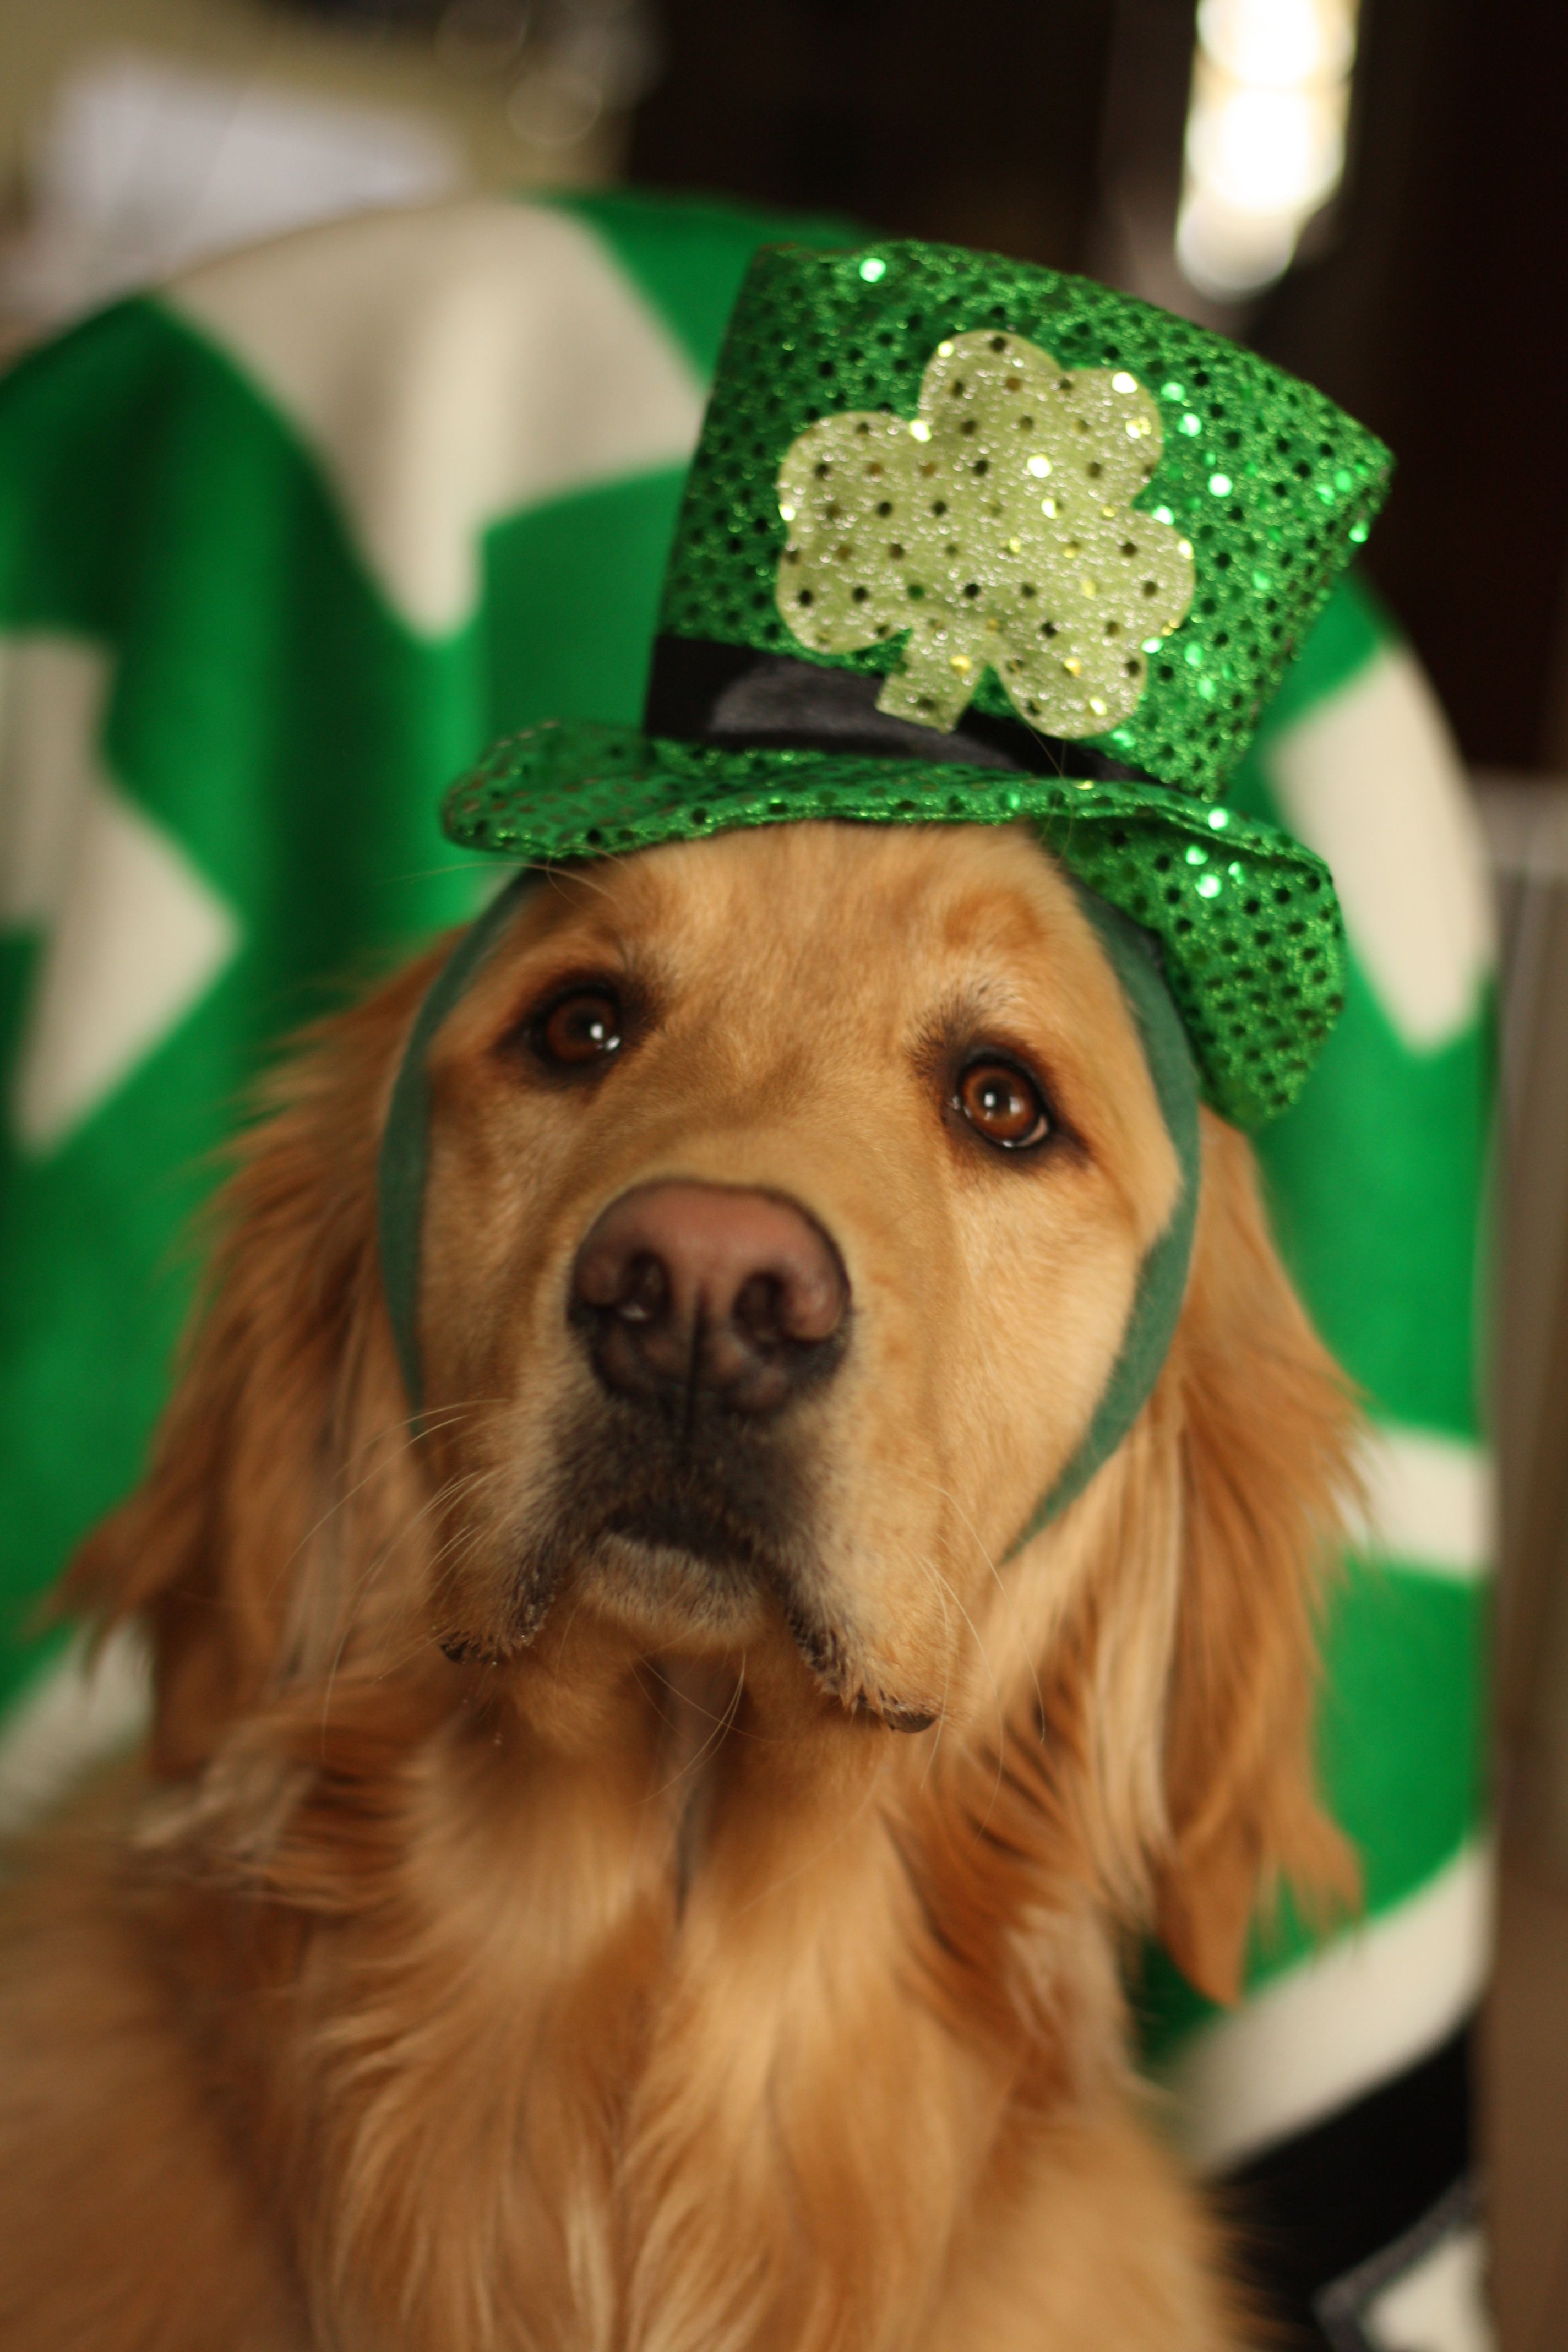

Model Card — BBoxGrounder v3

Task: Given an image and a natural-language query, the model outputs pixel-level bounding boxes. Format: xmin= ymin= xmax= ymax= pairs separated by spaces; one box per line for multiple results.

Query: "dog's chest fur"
xmin=228 ymin=1658 xmax=1116 ymax=2352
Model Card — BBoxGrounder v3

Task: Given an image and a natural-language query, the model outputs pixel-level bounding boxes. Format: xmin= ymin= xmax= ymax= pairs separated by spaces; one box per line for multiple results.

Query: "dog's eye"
xmin=535 ymin=988 xmax=624 ymax=1069
xmin=954 ymin=1057 xmax=1051 ymax=1151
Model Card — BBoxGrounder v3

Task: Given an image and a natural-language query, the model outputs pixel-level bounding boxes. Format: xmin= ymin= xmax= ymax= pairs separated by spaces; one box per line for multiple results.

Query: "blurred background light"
xmin=0 ymin=53 xmax=462 ymax=327
xmin=0 ymin=0 xmax=660 ymax=350
xmin=1177 ymin=0 xmax=1359 ymax=303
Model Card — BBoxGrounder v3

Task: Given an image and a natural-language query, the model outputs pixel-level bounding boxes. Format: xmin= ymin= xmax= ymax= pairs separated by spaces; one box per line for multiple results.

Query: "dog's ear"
xmin=1152 ymin=1114 xmax=1359 ymax=2005
xmin=62 ymin=953 xmax=438 ymax=1778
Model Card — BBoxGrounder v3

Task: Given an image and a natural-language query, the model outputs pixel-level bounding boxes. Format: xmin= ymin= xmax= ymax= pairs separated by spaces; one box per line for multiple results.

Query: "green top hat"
xmin=443 ymin=238 xmax=1391 ymax=1128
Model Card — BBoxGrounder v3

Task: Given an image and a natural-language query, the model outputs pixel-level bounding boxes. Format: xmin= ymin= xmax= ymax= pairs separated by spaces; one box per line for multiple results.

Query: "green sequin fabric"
xmin=444 ymin=725 xmax=1344 ymax=1131
xmin=441 ymin=235 xmax=1389 ymax=1130
xmin=665 ymin=241 xmax=1390 ymax=798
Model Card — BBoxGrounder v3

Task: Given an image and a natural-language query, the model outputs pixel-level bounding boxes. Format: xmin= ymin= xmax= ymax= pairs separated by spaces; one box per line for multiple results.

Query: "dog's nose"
xmin=571 ymin=1182 xmax=848 ymax=1417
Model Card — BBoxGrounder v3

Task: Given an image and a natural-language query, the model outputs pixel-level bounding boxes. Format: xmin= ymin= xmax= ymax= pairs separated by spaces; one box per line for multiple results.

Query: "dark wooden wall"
xmin=628 ymin=1 xmax=1118 ymax=300
xmin=1255 ymin=0 xmax=1568 ymax=771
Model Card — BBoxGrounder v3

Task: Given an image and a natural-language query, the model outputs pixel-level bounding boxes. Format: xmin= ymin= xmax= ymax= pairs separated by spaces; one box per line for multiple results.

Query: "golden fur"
xmin=0 ymin=823 xmax=1357 ymax=2349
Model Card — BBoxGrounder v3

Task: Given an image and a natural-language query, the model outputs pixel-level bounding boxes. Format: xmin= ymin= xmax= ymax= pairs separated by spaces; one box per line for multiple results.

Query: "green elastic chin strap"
xmin=1009 ymin=889 xmax=1201 ymax=1545
xmin=378 ymin=871 xmax=541 ymax=1423
xmin=376 ymin=869 xmax=1200 ymax=1536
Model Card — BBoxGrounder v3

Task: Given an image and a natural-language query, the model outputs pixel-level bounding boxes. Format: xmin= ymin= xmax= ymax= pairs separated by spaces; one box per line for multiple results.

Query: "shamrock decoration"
xmin=776 ymin=330 xmax=1195 ymax=737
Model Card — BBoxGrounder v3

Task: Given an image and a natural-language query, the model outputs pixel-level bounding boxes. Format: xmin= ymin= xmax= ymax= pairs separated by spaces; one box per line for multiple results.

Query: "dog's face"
xmin=76 ymin=812 xmax=1353 ymax=2010
xmin=416 ymin=823 xmax=1181 ymax=1727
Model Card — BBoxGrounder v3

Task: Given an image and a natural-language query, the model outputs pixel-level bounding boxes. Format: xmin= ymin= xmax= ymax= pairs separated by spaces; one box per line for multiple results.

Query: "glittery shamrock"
xmin=776 ymin=330 xmax=1195 ymax=736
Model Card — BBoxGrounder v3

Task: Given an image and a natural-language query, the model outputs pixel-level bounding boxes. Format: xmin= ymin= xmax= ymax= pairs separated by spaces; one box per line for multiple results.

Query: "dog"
xmin=0 ymin=819 xmax=1356 ymax=2350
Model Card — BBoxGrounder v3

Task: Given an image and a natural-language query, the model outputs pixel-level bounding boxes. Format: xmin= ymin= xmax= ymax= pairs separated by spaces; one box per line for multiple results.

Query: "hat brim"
xmin=441 ymin=721 xmax=1343 ymax=1131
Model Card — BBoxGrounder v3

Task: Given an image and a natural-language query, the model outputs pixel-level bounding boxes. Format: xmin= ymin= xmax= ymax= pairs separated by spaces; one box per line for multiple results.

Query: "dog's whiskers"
xmin=263 ymin=1391 xmax=508 ymax=1620
xmin=638 ymin=1661 xmax=747 ymax=1808
xmin=898 ymin=1543 xmax=1010 ymax=1842
xmin=308 ymin=1456 xmax=513 ymax=1738
xmin=899 ymin=1468 xmax=1049 ymax=1767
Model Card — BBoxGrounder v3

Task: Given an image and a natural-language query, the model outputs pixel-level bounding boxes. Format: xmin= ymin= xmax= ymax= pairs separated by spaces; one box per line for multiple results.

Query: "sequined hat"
xmin=443 ymin=238 xmax=1391 ymax=1128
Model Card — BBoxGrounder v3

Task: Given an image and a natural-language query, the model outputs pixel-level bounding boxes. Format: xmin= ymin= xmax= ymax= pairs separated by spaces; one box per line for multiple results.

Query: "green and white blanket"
xmin=0 ymin=194 xmax=1492 ymax=2228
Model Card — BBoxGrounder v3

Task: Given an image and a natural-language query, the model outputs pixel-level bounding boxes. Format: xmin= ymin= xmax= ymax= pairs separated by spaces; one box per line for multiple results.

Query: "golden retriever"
xmin=0 ymin=820 xmax=1355 ymax=2350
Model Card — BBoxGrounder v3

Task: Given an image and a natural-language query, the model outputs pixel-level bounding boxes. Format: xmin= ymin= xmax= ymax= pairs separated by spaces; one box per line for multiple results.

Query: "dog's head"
xmin=73 ymin=821 xmax=1355 ymax=2001
xmin=411 ymin=823 xmax=1180 ymax=1725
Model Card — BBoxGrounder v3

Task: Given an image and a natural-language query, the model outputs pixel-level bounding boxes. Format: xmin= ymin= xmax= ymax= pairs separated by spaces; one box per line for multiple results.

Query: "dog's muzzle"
xmin=570 ymin=1182 xmax=848 ymax=1422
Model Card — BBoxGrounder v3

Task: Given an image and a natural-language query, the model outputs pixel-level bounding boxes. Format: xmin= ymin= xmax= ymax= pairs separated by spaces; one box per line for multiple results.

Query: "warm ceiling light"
xmin=1197 ymin=0 xmax=1355 ymax=87
xmin=1177 ymin=0 xmax=1360 ymax=302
